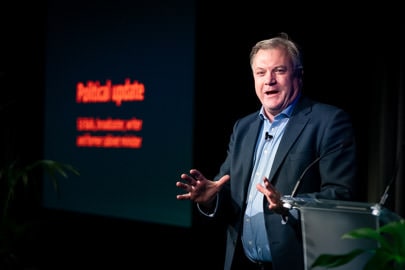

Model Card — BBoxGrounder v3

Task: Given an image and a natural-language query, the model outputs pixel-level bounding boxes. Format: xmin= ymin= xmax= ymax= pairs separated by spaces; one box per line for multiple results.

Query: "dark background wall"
xmin=1 ymin=2 xmax=402 ymax=270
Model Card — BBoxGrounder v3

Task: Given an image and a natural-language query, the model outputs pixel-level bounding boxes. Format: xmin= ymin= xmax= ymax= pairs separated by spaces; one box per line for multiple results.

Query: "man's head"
xmin=250 ymin=33 xmax=303 ymax=120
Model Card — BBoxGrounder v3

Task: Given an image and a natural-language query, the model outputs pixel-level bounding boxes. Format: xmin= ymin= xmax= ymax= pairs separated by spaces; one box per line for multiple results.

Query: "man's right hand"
xmin=176 ymin=169 xmax=230 ymax=208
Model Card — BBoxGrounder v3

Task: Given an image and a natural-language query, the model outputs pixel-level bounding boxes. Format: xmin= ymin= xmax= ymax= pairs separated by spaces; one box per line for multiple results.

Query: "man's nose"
xmin=265 ymin=76 xmax=276 ymax=86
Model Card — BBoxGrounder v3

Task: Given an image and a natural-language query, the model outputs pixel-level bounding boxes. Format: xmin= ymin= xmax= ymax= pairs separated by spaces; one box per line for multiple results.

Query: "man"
xmin=176 ymin=33 xmax=358 ymax=270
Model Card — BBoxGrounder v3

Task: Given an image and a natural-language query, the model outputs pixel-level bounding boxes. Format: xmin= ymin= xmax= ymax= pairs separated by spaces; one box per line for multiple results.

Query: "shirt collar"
xmin=259 ymin=94 xmax=300 ymax=121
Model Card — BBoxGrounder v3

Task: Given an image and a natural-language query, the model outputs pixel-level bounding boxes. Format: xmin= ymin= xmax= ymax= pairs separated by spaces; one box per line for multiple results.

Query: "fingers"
xmin=176 ymin=193 xmax=190 ymax=200
xmin=176 ymin=169 xmax=230 ymax=202
xmin=180 ymin=172 xmax=197 ymax=186
xmin=256 ymin=180 xmax=288 ymax=215
xmin=176 ymin=169 xmax=203 ymax=200
xmin=179 ymin=169 xmax=205 ymax=185
xmin=217 ymin=174 xmax=231 ymax=186
xmin=175 ymin=181 xmax=188 ymax=190
xmin=256 ymin=178 xmax=282 ymax=203
xmin=263 ymin=177 xmax=277 ymax=193
xmin=189 ymin=169 xmax=205 ymax=181
xmin=175 ymin=180 xmax=192 ymax=200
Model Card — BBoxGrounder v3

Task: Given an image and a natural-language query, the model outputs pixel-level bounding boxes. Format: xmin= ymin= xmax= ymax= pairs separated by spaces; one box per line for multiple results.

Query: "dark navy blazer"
xmin=212 ymin=96 xmax=358 ymax=270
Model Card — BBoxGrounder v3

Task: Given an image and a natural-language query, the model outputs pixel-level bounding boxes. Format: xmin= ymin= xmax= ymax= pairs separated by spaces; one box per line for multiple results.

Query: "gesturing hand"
xmin=256 ymin=177 xmax=289 ymax=216
xmin=176 ymin=169 xmax=230 ymax=208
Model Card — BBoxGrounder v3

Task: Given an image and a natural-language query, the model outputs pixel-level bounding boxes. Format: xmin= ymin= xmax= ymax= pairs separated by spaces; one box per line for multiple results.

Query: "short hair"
xmin=249 ymin=32 xmax=303 ymax=74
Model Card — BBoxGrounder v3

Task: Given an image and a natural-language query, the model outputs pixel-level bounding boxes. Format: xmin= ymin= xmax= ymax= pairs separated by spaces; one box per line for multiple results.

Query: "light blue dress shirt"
xmin=242 ymin=102 xmax=295 ymax=263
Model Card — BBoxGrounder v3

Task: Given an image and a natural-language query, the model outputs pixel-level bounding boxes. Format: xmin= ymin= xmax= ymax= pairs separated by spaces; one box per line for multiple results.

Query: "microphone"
xmin=371 ymin=143 xmax=404 ymax=216
xmin=265 ymin=132 xmax=273 ymax=140
xmin=378 ymin=142 xmax=404 ymax=206
xmin=282 ymin=140 xmax=352 ymax=209
xmin=290 ymin=139 xmax=353 ymax=198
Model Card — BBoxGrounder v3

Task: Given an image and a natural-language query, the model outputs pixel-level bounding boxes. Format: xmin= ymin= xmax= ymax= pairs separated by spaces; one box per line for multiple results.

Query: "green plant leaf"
xmin=311 ymin=219 xmax=405 ymax=269
xmin=28 ymin=159 xmax=80 ymax=192
xmin=343 ymin=227 xmax=384 ymax=241
xmin=311 ymin=248 xmax=365 ymax=268
xmin=379 ymin=219 xmax=405 ymax=257
xmin=364 ymin=248 xmax=404 ymax=270
xmin=1 ymin=159 xmax=80 ymax=219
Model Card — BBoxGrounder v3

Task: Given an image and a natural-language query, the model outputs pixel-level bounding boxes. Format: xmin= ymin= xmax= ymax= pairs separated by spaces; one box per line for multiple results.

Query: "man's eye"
xmin=274 ymin=67 xmax=287 ymax=74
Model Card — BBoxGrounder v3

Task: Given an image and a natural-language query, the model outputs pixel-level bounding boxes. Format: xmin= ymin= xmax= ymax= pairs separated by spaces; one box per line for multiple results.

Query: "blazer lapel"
xmin=268 ymin=98 xmax=312 ymax=182
xmin=240 ymin=115 xmax=262 ymax=194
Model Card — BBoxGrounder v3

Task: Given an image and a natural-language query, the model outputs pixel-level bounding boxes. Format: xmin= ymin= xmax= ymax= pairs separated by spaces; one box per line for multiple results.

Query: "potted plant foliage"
xmin=0 ymin=159 xmax=79 ymax=269
xmin=311 ymin=218 xmax=405 ymax=270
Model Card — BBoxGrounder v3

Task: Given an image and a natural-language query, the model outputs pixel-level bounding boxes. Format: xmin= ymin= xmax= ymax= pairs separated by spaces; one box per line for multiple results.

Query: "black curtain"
xmin=364 ymin=13 xmax=404 ymax=217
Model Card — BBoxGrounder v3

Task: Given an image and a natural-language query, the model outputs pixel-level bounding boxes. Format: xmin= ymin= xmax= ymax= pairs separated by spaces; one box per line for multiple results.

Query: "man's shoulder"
xmin=297 ymin=96 xmax=348 ymax=115
xmin=237 ymin=111 xmax=260 ymax=124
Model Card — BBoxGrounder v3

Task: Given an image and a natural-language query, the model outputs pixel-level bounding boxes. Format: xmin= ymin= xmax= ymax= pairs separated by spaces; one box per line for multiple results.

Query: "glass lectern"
xmin=282 ymin=197 xmax=403 ymax=270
